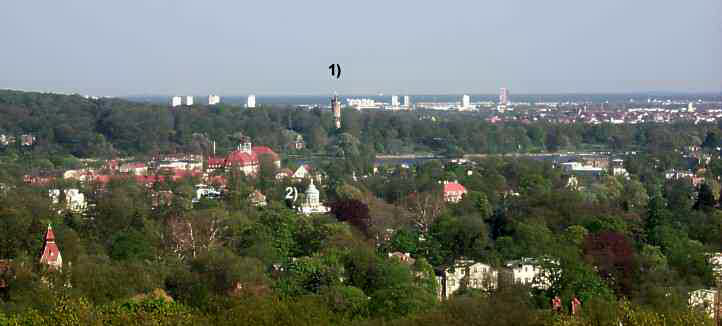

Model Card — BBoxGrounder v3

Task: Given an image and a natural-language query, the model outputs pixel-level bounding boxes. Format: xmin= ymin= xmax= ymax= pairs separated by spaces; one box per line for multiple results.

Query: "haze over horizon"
xmin=1 ymin=1 xmax=721 ymax=96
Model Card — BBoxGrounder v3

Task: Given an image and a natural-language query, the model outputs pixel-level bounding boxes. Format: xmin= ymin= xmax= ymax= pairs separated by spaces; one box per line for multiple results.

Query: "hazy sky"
xmin=1 ymin=0 xmax=721 ymax=96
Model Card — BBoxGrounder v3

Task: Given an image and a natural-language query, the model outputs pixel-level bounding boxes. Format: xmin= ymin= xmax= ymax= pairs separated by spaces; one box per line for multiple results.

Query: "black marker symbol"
xmin=328 ymin=64 xmax=341 ymax=79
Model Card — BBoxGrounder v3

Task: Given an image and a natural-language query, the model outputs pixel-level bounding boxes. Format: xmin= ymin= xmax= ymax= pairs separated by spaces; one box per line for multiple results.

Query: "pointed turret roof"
xmin=45 ymin=224 xmax=55 ymax=242
xmin=40 ymin=224 xmax=62 ymax=270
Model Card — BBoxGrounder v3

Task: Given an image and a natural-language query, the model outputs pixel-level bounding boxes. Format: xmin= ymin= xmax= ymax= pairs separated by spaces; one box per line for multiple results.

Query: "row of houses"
xmin=0 ymin=134 xmax=35 ymax=146
xmin=434 ymin=257 xmax=556 ymax=300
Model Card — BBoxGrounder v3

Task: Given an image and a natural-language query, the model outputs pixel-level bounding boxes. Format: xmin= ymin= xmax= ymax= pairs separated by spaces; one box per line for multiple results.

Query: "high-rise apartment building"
xmin=247 ymin=94 xmax=256 ymax=108
xmin=171 ymin=96 xmax=182 ymax=107
xmin=391 ymin=95 xmax=399 ymax=108
xmin=403 ymin=96 xmax=411 ymax=109
xmin=462 ymin=95 xmax=471 ymax=109
xmin=499 ymin=88 xmax=509 ymax=105
xmin=185 ymin=96 xmax=194 ymax=106
xmin=208 ymin=95 xmax=221 ymax=105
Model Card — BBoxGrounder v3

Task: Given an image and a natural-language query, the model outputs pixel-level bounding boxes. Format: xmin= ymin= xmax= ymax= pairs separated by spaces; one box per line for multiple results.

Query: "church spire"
xmin=45 ymin=224 xmax=55 ymax=242
xmin=39 ymin=224 xmax=62 ymax=270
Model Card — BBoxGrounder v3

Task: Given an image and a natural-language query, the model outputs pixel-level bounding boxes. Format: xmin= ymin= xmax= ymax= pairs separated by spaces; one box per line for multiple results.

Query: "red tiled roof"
xmin=252 ymin=146 xmax=279 ymax=160
xmin=23 ymin=175 xmax=54 ymax=185
xmin=40 ymin=242 xmax=60 ymax=264
xmin=250 ymin=190 xmax=266 ymax=201
xmin=208 ymin=156 xmax=225 ymax=166
xmin=171 ymin=169 xmax=201 ymax=181
xmin=45 ymin=226 xmax=55 ymax=241
xmin=225 ymin=150 xmax=258 ymax=166
xmin=40 ymin=226 xmax=61 ymax=265
xmin=135 ymin=175 xmax=163 ymax=184
xmin=94 ymin=175 xmax=113 ymax=184
xmin=207 ymin=145 xmax=279 ymax=170
xmin=443 ymin=182 xmax=467 ymax=194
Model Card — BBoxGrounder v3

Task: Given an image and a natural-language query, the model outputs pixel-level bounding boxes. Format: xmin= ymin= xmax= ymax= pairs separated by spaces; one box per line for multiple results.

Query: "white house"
xmin=505 ymin=257 xmax=554 ymax=290
xmin=49 ymin=188 xmax=87 ymax=213
xmin=63 ymin=169 xmax=96 ymax=182
xmin=565 ymin=175 xmax=580 ymax=190
xmin=560 ymin=162 xmax=604 ymax=177
xmin=689 ymin=289 xmax=718 ymax=318
xmin=436 ymin=260 xmax=498 ymax=300
xmin=156 ymin=160 xmax=202 ymax=171
xmin=665 ymin=169 xmax=694 ymax=180
xmin=193 ymin=185 xmax=222 ymax=203
xmin=388 ymin=252 xmax=416 ymax=265
xmin=119 ymin=162 xmax=148 ymax=175
xmin=707 ymin=252 xmax=722 ymax=278
xmin=611 ymin=167 xmax=630 ymax=179
xmin=292 ymin=165 xmax=312 ymax=180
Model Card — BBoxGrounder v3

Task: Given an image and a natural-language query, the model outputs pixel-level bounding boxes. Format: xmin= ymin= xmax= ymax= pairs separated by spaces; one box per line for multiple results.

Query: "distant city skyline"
xmin=1 ymin=1 xmax=720 ymax=96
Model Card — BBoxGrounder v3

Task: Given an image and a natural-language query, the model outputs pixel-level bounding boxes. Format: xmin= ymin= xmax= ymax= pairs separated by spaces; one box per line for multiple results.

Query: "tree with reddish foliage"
xmin=583 ymin=231 xmax=639 ymax=297
xmin=330 ymin=199 xmax=371 ymax=236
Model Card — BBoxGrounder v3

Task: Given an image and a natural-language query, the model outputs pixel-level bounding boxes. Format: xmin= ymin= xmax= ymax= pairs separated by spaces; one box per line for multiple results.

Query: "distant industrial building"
xmin=332 ymin=94 xmax=341 ymax=129
xmin=347 ymin=98 xmax=378 ymax=110
xmin=247 ymin=94 xmax=256 ymax=108
xmin=171 ymin=96 xmax=182 ymax=107
xmin=208 ymin=95 xmax=221 ymax=105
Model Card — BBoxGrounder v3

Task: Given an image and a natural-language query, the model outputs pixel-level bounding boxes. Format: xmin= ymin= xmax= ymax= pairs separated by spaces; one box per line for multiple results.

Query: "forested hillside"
xmin=1 ymin=90 xmax=722 ymax=325
xmin=0 ymin=89 xmax=716 ymax=161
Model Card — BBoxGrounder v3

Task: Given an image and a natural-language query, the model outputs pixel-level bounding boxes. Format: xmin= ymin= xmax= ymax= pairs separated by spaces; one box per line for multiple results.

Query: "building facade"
xmin=442 ymin=181 xmax=467 ymax=203
xmin=436 ymin=260 xmax=498 ymax=299
xmin=500 ymin=88 xmax=509 ymax=105
xmin=505 ymin=257 xmax=554 ymax=290
xmin=298 ymin=179 xmax=330 ymax=215
xmin=391 ymin=95 xmax=399 ymax=108
xmin=461 ymin=95 xmax=470 ymax=109
xmin=49 ymin=188 xmax=87 ymax=213
xmin=171 ymin=96 xmax=182 ymax=107
xmin=206 ymin=137 xmax=280 ymax=175
xmin=247 ymin=94 xmax=256 ymax=108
